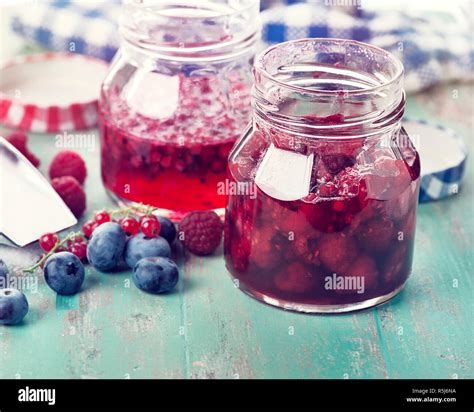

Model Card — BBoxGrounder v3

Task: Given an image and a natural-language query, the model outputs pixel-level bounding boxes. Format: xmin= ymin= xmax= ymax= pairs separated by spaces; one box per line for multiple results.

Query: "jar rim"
xmin=123 ymin=0 xmax=260 ymax=18
xmin=120 ymin=0 xmax=260 ymax=59
xmin=254 ymin=38 xmax=404 ymax=97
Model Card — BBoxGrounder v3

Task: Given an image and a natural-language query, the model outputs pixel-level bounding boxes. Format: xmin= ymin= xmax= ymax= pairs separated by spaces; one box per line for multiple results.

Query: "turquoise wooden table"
xmin=0 ymin=83 xmax=472 ymax=379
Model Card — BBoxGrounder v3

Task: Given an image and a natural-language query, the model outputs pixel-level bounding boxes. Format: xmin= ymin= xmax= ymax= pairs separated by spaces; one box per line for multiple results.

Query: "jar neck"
xmin=252 ymin=39 xmax=405 ymax=139
xmin=120 ymin=0 xmax=260 ymax=63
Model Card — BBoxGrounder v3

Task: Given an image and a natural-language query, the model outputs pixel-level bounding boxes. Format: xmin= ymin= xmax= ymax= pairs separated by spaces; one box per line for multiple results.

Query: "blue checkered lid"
xmin=402 ymin=119 xmax=468 ymax=202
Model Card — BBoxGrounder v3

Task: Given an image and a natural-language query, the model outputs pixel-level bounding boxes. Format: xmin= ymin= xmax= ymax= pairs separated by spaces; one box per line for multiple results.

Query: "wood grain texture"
xmin=0 ymin=83 xmax=472 ymax=379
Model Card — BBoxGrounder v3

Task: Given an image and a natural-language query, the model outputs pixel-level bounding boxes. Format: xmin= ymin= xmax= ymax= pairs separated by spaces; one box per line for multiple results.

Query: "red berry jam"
xmin=225 ymin=129 xmax=420 ymax=311
xmin=100 ymin=72 xmax=251 ymax=215
xmin=224 ymin=39 xmax=421 ymax=312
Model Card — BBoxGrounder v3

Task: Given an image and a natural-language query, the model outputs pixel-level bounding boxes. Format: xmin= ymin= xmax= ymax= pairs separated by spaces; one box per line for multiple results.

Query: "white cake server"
xmin=0 ymin=136 xmax=77 ymax=247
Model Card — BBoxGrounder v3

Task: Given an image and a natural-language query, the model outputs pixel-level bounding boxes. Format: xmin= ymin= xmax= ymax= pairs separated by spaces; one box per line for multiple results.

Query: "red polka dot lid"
xmin=0 ymin=52 xmax=108 ymax=132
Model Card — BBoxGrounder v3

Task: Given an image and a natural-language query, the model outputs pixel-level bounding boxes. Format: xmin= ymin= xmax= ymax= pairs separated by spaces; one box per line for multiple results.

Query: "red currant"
xmin=67 ymin=234 xmax=84 ymax=247
xmin=69 ymin=242 xmax=87 ymax=260
xmin=141 ymin=217 xmax=161 ymax=238
xmin=39 ymin=233 xmax=59 ymax=252
xmin=82 ymin=220 xmax=96 ymax=238
xmin=120 ymin=217 xmax=139 ymax=236
xmin=140 ymin=214 xmax=158 ymax=223
xmin=95 ymin=211 xmax=111 ymax=225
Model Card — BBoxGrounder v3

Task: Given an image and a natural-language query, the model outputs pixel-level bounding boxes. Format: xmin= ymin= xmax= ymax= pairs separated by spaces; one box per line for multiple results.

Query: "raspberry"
xmin=335 ymin=167 xmax=363 ymax=198
xmin=6 ymin=131 xmax=40 ymax=167
xmin=311 ymin=159 xmax=332 ymax=185
xmin=179 ymin=211 xmax=223 ymax=256
xmin=249 ymin=226 xmax=280 ymax=269
xmin=49 ymin=150 xmax=87 ymax=185
xmin=274 ymin=262 xmax=314 ymax=293
xmin=302 ymin=199 xmax=355 ymax=234
xmin=293 ymin=235 xmax=321 ymax=266
xmin=349 ymin=201 xmax=378 ymax=234
xmin=316 ymin=139 xmax=363 ymax=159
xmin=349 ymin=254 xmax=379 ymax=291
xmin=229 ymin=239 xmax=250 ymax=273
xmin=318 ymin=233 xmax=358 ymax=274
xmin=384 ymin=244 xmax=409 ymax=285
xmin=6 ymin=131 xmax=26 ymax=147
xmin=301 ymin=201 xmax=332 ymax=232
xmin=356 ymin=217 xmax=394 ymax=252
xmin=51 ymin=176 xmax=86 ymax=218
xmin=322 ymin=154 xmax=355 ymax=175
xmin=273 ymin=203 xmax=308 ymax=235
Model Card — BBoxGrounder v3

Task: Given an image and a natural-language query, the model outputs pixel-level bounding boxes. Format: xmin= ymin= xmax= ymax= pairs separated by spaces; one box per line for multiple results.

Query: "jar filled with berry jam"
xmin=99 ymin=0 xmax=260 ymax=217
xmin=224 ymin=39 xmax=421 ymax=313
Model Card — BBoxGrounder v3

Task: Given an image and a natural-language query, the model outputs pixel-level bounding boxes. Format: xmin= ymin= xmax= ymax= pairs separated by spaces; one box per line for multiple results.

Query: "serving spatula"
xmin=0 ymin=136 xmax=77 ymax=247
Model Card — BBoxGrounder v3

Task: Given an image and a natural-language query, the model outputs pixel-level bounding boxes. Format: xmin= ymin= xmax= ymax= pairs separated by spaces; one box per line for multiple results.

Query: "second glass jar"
xmin=99 ymin=0 xmax=260 ymax=218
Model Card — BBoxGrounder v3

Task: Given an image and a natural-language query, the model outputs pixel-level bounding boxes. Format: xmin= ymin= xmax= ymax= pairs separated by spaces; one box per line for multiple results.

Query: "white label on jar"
xmin=255 ymin=143 xmax=314 ymax=201
xmin=122 ymin=71 xmax=180 ymax=120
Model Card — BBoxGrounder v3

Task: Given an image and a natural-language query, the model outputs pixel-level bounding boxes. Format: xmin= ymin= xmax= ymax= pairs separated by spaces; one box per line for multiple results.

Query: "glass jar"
xmin=99 ymin=0 xmax=260 ymax=218
xmin=224 ymin=39 xmax=420 ymax=313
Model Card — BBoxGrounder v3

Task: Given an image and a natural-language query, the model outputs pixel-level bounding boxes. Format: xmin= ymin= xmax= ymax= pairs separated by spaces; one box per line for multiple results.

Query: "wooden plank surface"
xmin=0 ymin=83 xmax=472 ymax=379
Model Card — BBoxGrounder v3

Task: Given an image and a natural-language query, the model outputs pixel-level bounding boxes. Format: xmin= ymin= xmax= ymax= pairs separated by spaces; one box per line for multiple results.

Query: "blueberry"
xmin=44 ymin=252 xmax=85 ymax=295
xmin=0 ymin=260 xmax=9 ymax=288
xmin=0 ymin=288 xmax=29 ymax=325
xmin=133 ymin=257 xmax=179 ymax=294
xmin=87 ymin=222 xmax=126 ymax=271
xmin=157 ymin=216 xmax=177 ymax=243
xmin=124 ymin=233 xmax=171 ymax=269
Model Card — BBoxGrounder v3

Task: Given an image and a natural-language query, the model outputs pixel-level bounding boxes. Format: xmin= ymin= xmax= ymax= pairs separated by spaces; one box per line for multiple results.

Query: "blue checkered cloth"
xmin=412 ymin=120 xmax=468 ymax=203
xmin=11 ymin=0 xmax=474 ymax=93
xmin=11 ymin=0 xmax=121 ymax=62
xmin=260 ymin=1 xmax=474 ymax=92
